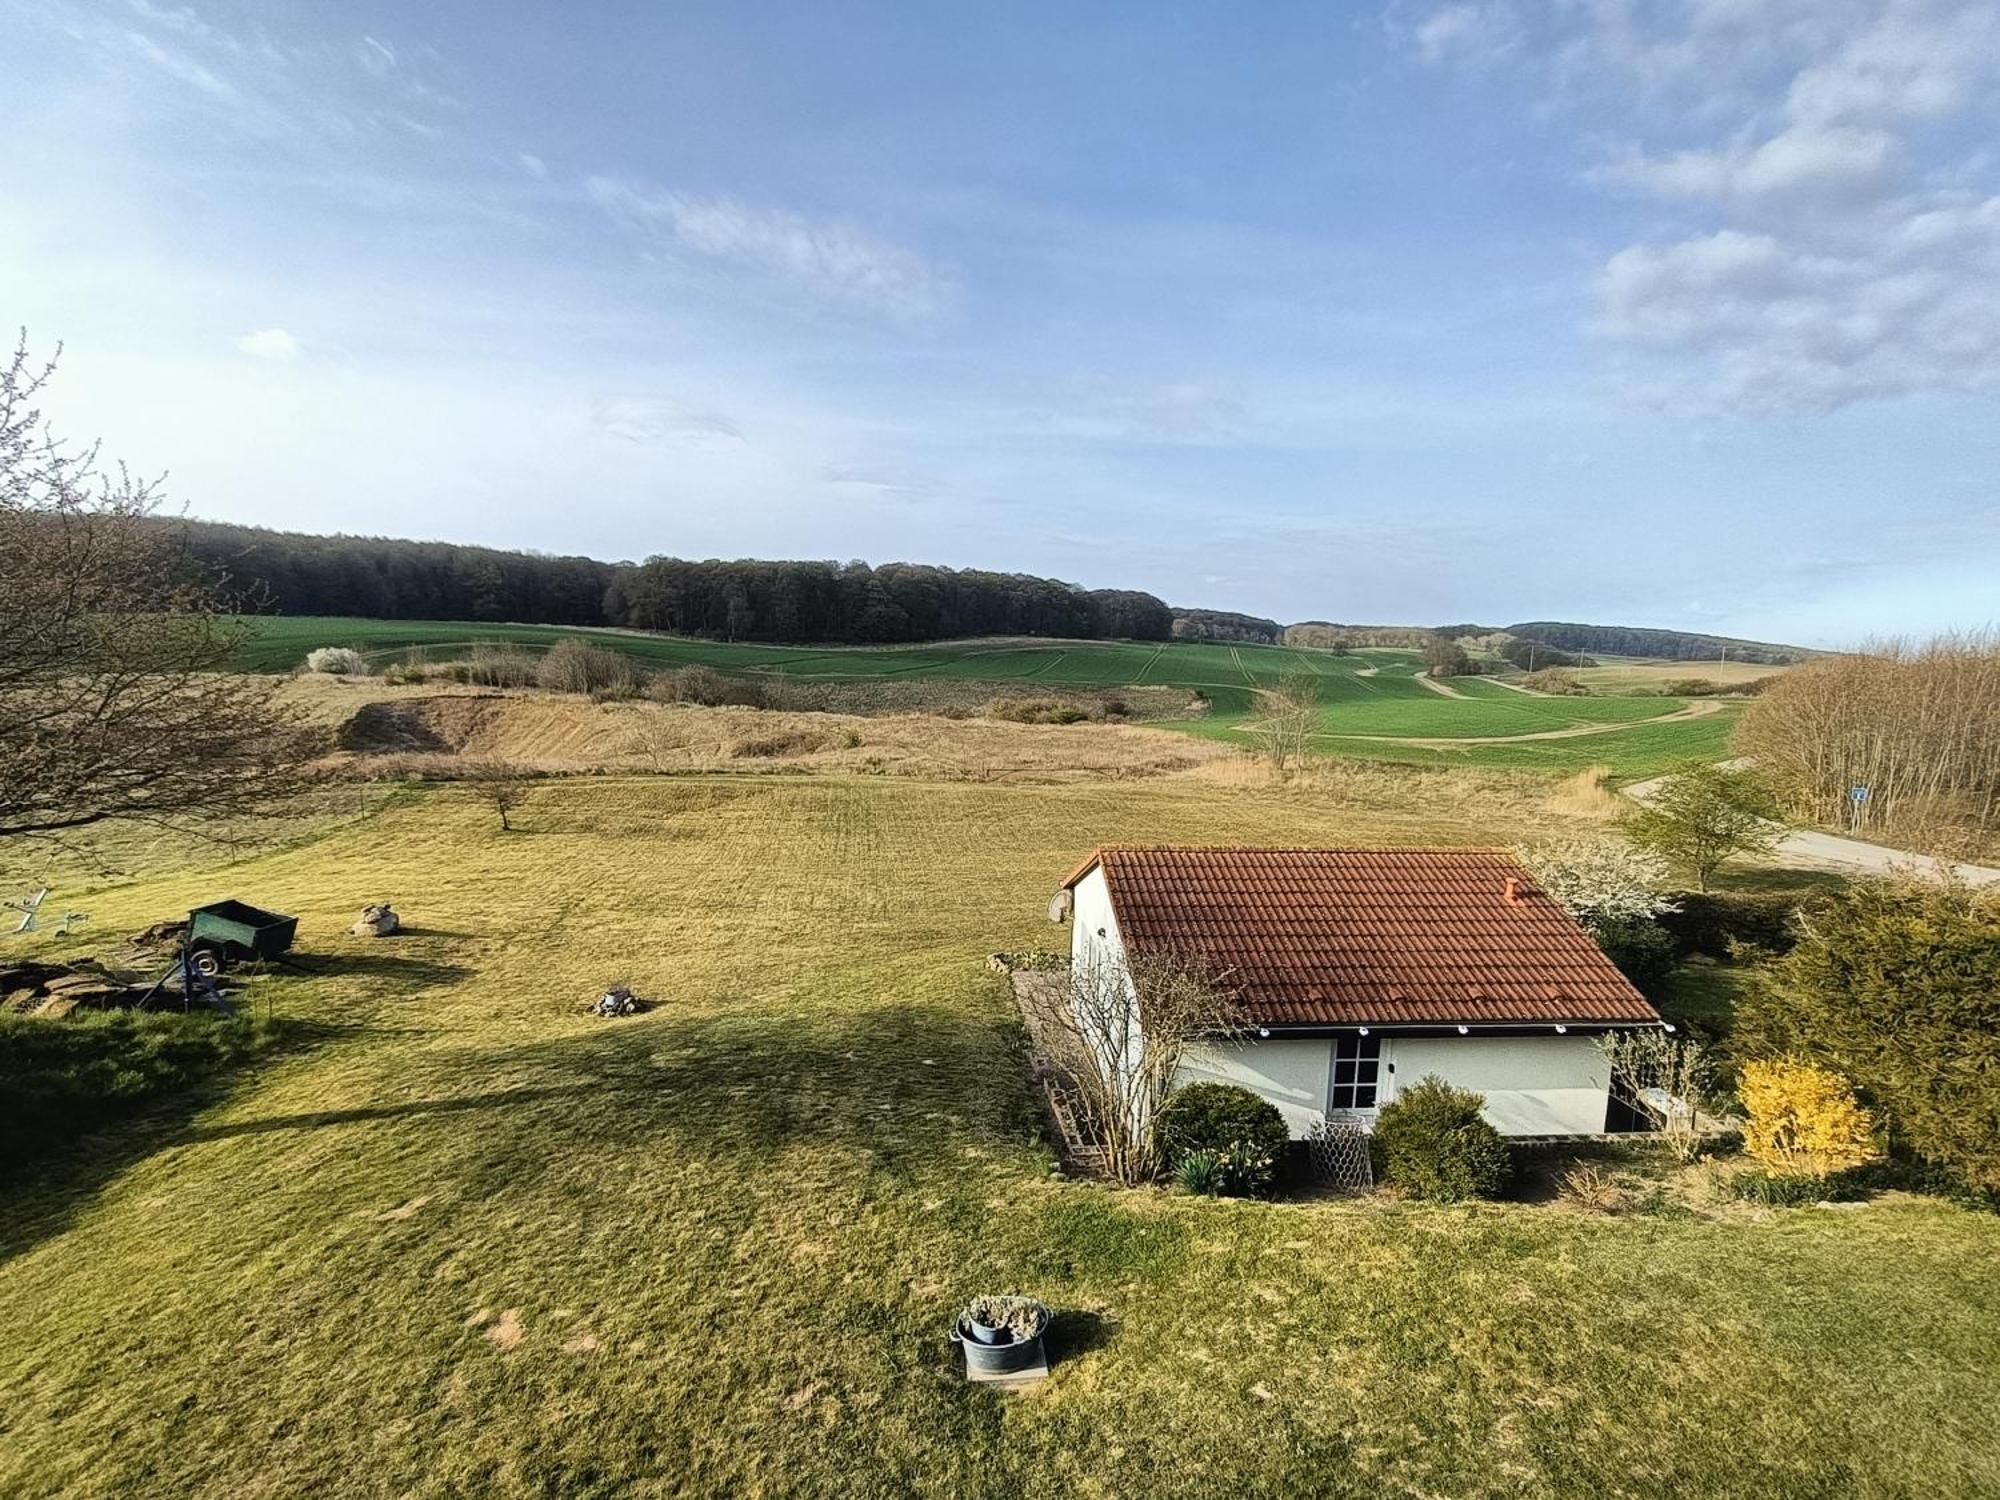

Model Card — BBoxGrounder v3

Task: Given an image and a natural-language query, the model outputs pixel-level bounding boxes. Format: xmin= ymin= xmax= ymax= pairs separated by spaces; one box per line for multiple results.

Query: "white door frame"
xmin=1325 ymin=1033 xmax=1393 ymax=1125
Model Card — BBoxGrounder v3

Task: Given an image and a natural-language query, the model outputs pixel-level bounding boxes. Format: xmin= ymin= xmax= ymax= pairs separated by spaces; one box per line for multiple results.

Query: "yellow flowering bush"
xmin=1740 ymin=1059 xmax=1876 ymax=1177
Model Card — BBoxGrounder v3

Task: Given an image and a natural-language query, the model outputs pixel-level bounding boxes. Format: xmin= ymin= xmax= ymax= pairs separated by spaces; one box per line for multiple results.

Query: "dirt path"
xmin=1412 ymin=673 xmax=1464 ymax=699
xmin=1623 ymin=771 xmax=2000 ymax=886
xmin=1327 ymin=700 xmax=1723 ymax=749
xmin=1477 ymin=677 xmax=1547 ymax=696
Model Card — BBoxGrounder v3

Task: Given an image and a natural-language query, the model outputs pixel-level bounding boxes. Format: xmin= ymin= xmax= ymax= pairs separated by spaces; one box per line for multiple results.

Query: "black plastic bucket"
xmin=952 ymin=1303 xmax=1050 ymax=1377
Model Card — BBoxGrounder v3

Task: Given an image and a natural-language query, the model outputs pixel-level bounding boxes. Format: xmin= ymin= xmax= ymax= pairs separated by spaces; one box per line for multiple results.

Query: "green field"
xmin=242 ymin=617 xmax=1736 ymax=775
xmin=5 ymin=776 xmax=1997 ymax=1498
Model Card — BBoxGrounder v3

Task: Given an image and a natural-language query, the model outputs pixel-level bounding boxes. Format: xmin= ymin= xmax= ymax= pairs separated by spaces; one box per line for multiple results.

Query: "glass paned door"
xmin=1328 ymin=1033 xmax=1382 ymax=1113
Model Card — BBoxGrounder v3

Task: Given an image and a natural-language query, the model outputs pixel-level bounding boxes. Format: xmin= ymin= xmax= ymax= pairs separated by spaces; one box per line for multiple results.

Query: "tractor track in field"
xmin=1322 ymin=699 xmax=1724 ymax=748
xmin=1411 ymin=673 xmax=1464 ymax=699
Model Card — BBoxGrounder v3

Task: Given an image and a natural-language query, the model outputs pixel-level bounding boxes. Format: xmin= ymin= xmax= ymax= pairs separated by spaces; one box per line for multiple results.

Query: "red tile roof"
xmin=1065 ymin=846 xmax=1661 ymax=1028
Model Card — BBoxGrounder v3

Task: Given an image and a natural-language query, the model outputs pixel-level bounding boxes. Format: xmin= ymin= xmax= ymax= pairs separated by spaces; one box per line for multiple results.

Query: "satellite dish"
xmin=1047 ymin=888 xmax=1073 ymax=924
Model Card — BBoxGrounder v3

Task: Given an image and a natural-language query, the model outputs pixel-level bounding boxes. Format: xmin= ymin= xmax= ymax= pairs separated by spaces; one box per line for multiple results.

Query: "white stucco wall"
xmin=1176 ymin=1039 xmax=1334 ymax=1139
xmin=1388 ymin=1035 xmax=1611 ymax=1137
xmin=1176 ymin=1033 xmax=1614 ymax=1139
xmin=1066 ymin=868 xmax=1145 ymax=1122
xmin=1068 ymin=867 xmax=1122 ymax=976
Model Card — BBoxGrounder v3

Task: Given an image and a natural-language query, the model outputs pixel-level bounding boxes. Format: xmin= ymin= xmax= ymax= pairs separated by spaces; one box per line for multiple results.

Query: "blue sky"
xmin=3 ymin=0 xmax=1996 ymax=646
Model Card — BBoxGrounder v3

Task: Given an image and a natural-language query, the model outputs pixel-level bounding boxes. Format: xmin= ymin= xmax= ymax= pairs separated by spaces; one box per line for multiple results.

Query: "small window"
xmin=1329 ymin=1032 xmax=1381 ymax=1111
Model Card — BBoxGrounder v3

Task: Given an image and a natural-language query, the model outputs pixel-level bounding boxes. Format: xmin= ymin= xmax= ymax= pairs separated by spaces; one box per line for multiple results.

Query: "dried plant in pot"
xmin=959 ymin=1295 xmax=1049 ymax=1348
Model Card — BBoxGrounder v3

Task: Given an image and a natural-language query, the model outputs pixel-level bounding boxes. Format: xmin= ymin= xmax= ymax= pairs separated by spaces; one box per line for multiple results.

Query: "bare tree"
xmin=1247 ymin=671 xmax=1319 ymax=778
xmin=1423 ymin=634 xmax=1471 ymax=677
xmin=0 ymin=336 xmax=314 ymax=854
xmin=1598 ymin=1030 xmax=1714 ymax=1164
xmin=1020 ymin=950 xmax=1241 ymax=1185
xmin=1736 ymin=633 xmax=2000 ymax=857
xmin=464 ymin=762 xmax=528 ymax=830
xmin=625 ymin=713 xmax=689 ymax=772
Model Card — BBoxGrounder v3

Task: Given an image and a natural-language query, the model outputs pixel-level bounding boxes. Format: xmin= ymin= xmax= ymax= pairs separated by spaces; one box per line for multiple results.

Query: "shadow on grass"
xmin=0 ymin=1016 xmax=353 ymax=1263
xmin=177 ymin=1085 xmax=596 ymax=1142
xmin=1044 ymin=1307 xmax=1117 ymax=1365
xmin=307 ymin=952 xmax=477 ymax=990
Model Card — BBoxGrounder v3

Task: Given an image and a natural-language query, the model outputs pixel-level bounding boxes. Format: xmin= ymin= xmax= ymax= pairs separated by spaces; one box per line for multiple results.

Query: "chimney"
xmin=1503 ymin=878 xmax=1521 ymax=904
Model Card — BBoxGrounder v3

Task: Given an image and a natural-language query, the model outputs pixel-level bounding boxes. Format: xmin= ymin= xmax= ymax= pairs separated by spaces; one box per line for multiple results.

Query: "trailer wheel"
xmin=189 ymin=944 xmax=225 ymax=979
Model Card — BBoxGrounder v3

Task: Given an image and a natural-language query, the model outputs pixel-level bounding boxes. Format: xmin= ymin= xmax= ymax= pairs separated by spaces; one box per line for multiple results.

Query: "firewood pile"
xmin=127 ymin=920 xmax=189 ymax=952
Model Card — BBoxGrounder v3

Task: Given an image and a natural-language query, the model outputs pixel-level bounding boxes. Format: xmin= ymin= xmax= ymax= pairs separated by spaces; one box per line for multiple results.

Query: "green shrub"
xmin=1522 ymin=668 xmax=1589 ymax=695
xmin=1658 ymin=891 xmax=1801 ymax=957
xmin=1212 ymin=1138 xmax=1280 ymax=1197
xmin=1737 ymin=878 xmax=2000 ymax=1191
xmin=1594 ymin=915 xmax=1677 ymax=997
xmin=1154 ymin=1083 xmax=1289 ymax=1167
xmin=1845 ymin=1153 xmax=2000 ymax=1213
xmin=1373 ymin=1076 xmax=1509 ymax=1202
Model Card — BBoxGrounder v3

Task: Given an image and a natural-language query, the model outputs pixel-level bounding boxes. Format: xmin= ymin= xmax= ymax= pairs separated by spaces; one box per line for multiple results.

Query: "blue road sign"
xmin=1849 ymin=785 xmax=1870 ymax=804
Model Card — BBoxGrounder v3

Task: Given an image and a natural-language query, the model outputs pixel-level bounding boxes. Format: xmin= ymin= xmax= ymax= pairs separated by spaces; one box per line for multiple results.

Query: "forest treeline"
xmin=173 ymin=520 xmax=1173 ymax=644
xmin=1507 ymin=621 xmax=1807 ymax=665
xmin=1171 ymin=609 xmax=1283 ymax=643
xmin=167 ymin=519 xmax=1811 ymax=658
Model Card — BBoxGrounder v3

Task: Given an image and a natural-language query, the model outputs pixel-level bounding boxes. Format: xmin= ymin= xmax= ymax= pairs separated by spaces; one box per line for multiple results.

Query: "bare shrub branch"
xmin=1598 ymin=1030 xmax=1715 ymax=1164
xmin=1019 ymin=950 xmax=1241 ymax=1185
xmin=0 ymin=335 xmax=315 ymax=852
xmin=1246 ymin=671 xmax=1318 ymax=778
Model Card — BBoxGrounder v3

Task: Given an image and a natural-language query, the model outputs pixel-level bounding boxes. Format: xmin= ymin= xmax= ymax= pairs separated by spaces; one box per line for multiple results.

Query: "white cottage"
xmin=1056 ymin=846 xmax=1667 ymax=1138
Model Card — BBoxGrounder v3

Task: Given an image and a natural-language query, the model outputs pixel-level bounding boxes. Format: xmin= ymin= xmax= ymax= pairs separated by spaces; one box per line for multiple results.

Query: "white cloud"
xmin=1410 ymin=2 xmax=1521 ymax=65
xmin=235 ymin=327 xmax=301 ymax=361
xmin=1786 ymin=0 xmax=1998 ymax=127
xmin=820 ymin=463 xmax=946 ymax=501
xmin=356 ymin=35 xmax=396 ymax=77
xmin=1599 ymin=199 xmax=2000 ymax=410
xmin=517 ymin=152 xmax=547 ymax=179
xmin=589 ymin=394 xmax=741 ymax=447
xmin=1605 ymin=125 xmax=1899 ymax=209
xmin=64 ymin=5 xmax=461 ymax=147
xmin=585 ymin=177 xmax=957 ymax=322
xmin=1408 ymin=0 xmax=2000 ymax=411
xmin=123 ymin=28 xmax=237 ymax=101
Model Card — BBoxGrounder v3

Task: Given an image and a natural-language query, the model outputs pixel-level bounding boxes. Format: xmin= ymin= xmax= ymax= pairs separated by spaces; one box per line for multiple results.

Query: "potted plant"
xmin=963 ymin=1294 xmax=1044 ymax=1345
xmin=954 ymin=1295 xmax=1051 ymax=1377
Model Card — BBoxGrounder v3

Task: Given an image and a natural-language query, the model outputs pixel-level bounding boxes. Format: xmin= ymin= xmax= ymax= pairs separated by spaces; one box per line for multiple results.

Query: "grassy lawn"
xmin=229 ymin=618 xmax=1733 ymax=775
xmin=4 ymin=776 xmax=1998 ymax=1498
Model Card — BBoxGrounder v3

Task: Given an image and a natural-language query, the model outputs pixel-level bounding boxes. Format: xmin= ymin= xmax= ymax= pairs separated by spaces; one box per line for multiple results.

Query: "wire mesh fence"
xmin=1307 ymin=1112 xmax=1375 ymax=1193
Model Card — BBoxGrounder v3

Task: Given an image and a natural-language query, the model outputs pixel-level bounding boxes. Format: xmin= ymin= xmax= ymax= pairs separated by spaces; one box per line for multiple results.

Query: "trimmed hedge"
xmin=1372 ymin=1076 xmax=1509 ymax=1202
xmin=1595 ymin=915 xmax=1677 ymax=997
xmin=1154 ymin=1083 xmax=1288 ymax=1165
xmin=1658 ymin=891 xmax=1801 ymax=958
